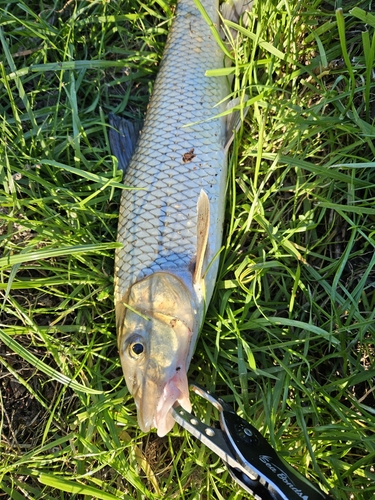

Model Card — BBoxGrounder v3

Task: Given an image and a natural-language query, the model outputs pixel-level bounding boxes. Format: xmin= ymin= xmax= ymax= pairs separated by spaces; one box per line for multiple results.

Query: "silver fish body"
xmin=113 ymin=0 xmax=232 ymax=436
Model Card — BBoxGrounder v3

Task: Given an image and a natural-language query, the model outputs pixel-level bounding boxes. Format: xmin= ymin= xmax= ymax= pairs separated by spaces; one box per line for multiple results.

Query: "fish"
xmin=109 ymin=0 xmax=248 ymax=437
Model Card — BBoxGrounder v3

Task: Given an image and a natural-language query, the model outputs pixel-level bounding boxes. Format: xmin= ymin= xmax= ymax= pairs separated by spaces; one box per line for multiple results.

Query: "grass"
xmin=1 ymin=0 xmax=375 ymax=498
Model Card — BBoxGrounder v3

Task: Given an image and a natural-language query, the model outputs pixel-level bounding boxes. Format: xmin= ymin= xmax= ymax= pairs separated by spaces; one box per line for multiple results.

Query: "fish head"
xmin=117 ymin=272 xmax=196 ymax=436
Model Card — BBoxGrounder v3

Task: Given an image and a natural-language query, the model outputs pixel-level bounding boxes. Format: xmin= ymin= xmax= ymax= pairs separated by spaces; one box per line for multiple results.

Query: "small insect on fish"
xmin=109 ymin=0 xmax=249 ymax=436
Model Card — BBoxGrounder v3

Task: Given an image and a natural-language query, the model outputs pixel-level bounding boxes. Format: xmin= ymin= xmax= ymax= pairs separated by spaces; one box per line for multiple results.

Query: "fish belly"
xmin=115 ymin=0 xmax=228 ymax=306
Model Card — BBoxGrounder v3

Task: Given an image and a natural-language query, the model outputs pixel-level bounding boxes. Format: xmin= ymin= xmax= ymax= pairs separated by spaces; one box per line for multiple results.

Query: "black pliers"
xmin=170 ymin=384 xmax=332 ymax=500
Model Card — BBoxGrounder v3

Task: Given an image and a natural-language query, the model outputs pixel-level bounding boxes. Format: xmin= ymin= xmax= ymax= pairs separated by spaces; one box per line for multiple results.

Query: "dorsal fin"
xmin=109 ymin=113 xmax=142 ymax=172
xmin=193 ymin=190 xmax=210 ymax=284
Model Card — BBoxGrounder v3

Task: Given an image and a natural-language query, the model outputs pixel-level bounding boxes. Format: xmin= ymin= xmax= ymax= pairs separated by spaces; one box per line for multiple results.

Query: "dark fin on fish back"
xmin=109 ymin=113 xmax=142 ymax=172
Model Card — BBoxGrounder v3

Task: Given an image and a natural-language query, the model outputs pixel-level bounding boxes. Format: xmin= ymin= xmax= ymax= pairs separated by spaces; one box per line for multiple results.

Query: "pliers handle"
xmin=170 ymin=384 xmax=332 ymax=500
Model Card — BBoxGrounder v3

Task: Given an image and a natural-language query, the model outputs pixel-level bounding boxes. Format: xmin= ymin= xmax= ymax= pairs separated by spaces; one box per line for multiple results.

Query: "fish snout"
xmin=134 ymin=365 xmax=191 ymax=436
xmin=134 ymin=378 xmax=162 ymax=433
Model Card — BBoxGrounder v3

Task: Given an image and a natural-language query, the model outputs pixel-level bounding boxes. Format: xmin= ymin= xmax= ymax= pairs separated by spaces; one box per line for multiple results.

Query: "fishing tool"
xmin=170 ymin=384 xmax=332 ymax=500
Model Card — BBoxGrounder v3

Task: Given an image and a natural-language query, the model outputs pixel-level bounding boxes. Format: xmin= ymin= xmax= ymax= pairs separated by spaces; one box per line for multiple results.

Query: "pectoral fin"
xmin=109 ymin=113 xmax=142 ymax=172
xmin=193 ymin=190 xmax=210 ymax=284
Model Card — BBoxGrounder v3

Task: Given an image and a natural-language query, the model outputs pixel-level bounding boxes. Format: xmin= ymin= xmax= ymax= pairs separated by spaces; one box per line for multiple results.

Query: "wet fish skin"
xmin=113 ymin=0 xmax=232 ymax=436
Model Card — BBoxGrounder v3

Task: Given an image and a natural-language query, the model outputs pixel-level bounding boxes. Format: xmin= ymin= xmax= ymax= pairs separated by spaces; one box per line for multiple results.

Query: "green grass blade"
xmin=0 ymin=329 xmax=103 ymax=395
xmin=0 ymin=243 xmax=120 ymax=269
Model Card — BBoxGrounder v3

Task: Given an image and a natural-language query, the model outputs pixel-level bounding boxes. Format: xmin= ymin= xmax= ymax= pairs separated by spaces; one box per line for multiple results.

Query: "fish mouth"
xmin=136 ymin=369 xmax=192 ymax=437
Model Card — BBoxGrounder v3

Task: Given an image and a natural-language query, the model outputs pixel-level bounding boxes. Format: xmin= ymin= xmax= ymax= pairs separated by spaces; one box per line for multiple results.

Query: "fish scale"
xmin=114 ymin=0 xmax=228 ymax=304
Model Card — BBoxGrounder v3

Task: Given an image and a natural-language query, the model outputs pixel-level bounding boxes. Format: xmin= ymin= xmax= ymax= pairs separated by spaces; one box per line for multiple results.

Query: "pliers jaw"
xmin=170 ymin=384 xmax=332 ymax=500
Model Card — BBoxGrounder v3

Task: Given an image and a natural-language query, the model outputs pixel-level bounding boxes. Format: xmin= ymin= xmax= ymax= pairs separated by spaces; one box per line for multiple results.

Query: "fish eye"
xmin=131 ymin=343 xmax=144 ymax=356
xmin=126 ymin=335 xmax=146 ymax=359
